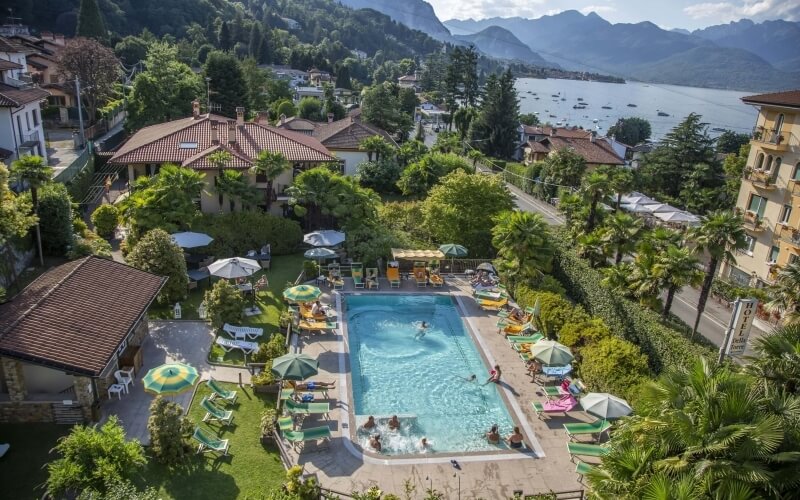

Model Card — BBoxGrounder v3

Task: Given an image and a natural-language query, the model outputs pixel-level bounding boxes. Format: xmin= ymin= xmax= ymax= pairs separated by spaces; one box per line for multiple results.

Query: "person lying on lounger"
xmin=291 ymin=380 xmax=336 ymax=390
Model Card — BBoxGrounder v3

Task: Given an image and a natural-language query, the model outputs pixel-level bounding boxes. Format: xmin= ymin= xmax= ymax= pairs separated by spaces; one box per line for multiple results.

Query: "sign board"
xmin=724 ymin=298 xmax=758 ymax=357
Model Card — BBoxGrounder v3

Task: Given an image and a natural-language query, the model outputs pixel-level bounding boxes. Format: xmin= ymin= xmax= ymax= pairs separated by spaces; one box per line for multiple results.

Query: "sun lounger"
xmin=413 ymin=268 xmax=427 ymax=287
xmin=215 ymin=337 xmax=258 ymax=355
xmin=297 ymin=319 xmax=337 ymax=334
xmin=506 ymin=333 xmax=544 ymax=344
xmin=365 ymin=268 xmax=379 ymax=289
xmin=387 ymin=267 xmax=401 ymax=288
xmin=563 ymin=420 xmax=612 ymax=442
xmin=299 ymin=305 xmax=331 ymax=321
xmin=567 ymin=442 xmax=609 ymax=462
xmin=530 ymin=396 xmax=578 ymax=419
xmin=429 ymin=273 xmax=444 ymax=287
xmin=352 ymin=267 xmax=364 ymax=289
xmin=474 ymin=289 xmax=504 ymax=301
xmin=286 ymin=381 xmax=331 ymax=398
xmin=575 ymin=460 xmax=593 ymax=481
xmin=278 ymin=416 xmax=294 ymax=432
xmin=478 ymin=297 xmax=508 ymax=311
xmin=500 ymin=322 xmax=532 ymax=336
xmin=283 ymin=425 xmax=332 ymax=451
xmin=284 ymin=399 xmax=330 ymax=417
xmin=201 ymin=397 xmax=234 ymax=424
xmin=207 ymin=378 xmax=237 ymax=403
xmin=192 ymin=427 xmax=230 ymax=455
xmin=223 ymin=323 xmax=264 ymax=341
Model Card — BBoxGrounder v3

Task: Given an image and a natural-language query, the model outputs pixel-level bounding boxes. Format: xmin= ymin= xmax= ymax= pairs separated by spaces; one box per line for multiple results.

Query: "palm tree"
xmin=467 ymin=149 xmax=485 ymax=173
xmin=746 ymin=323 xmax=800 ymax=395
xmin=601 ymin=212 xmax=643 ymax=264
xmin=359 ymin=135 xmax=394 ymax=162
xmin=578 ymin=229 xmax=610 ymax=268
xmin=250 ymin=150 xmax=289 ymax=210
xmin=629 ymin=251 xmax=662 ymax=309
xmin=10 ymin=155 xmax=53 ymax=266
xmin=207 ymin=150 xmax=233 ymax=208
xmin=215 ymin=170 xmax=260 ymax=211
xmin=608 ymin=168 xmax=634 ymax=212
xmin=600 ymin=262 xmax=634 ymax=298
xmin=687 ymin=210 xmax=746 ymax=337
xmin=491 ymin=211 xmax=553 ymax=289
xmin=580 ymin=170 xmax=610 ymax=232
xmin=638 ymin=226 xmax=682 ymax=256
xmin=653 ymin=245 xmax=703 ymax=319
xmin=765 ymin=261 xmax=800 ymax=324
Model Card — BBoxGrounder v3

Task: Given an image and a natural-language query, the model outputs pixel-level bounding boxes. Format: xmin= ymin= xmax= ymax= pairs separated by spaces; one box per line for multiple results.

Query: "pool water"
xmin=346 ymin=294 xmax=515 ymax=454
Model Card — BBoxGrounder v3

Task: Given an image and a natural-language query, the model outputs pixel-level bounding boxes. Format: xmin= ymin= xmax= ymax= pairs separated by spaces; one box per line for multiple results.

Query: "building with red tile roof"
xmin=522 ymin=128 xmax=625 ymax=167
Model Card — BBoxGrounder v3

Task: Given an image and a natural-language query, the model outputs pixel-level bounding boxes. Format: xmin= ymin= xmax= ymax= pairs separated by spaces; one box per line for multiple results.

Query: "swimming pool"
xmin=346 ymin=294 xmax=516 ymax=454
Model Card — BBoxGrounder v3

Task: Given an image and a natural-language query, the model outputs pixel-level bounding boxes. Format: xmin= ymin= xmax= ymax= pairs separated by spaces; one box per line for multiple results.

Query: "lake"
xmin=515 ymin=78 xmax=756 ymax=140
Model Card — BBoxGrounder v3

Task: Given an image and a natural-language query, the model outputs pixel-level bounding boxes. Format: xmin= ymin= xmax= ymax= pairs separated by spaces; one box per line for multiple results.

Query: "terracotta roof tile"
xmin=742 ymin=90 xmax=800 ymax=109
xmin=525 ymin=136 xmax=624 ymax=165
xmin=0 ymin=83 xmax=49 ymax=107
xmin=313 ymin=118 xmax=396 ymax=150
xmin=277 ymin=117 xmax=317 ymax=132
xmin=0 ymin=257 xmax=165 ymax=376
xmin=0 ymin=59 xmax=23 ymax=71
xmin=522 ymin=125 xmax=592 ymax=138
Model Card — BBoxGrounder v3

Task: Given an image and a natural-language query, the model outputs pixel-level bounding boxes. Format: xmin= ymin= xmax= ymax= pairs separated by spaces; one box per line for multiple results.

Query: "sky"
xmin=427 ymin=0 xmax=800 ymax=30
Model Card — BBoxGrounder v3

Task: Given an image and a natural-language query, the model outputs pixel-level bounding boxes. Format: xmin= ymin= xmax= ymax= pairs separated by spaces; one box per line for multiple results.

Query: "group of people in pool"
xmin=362 ymin=415 xmax=430 ymax=453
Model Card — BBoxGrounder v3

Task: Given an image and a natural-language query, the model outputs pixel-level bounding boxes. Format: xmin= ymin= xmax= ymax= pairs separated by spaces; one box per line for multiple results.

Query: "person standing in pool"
xmin=505 ymin=427 xmax=524 ymax=449
xmin=414 ymin=321 xmax=428 ymax=339
xmin=369 ymin=434 xmax=382 ymax=452
xmin=388 ymin=415 xmax=401 ymax=430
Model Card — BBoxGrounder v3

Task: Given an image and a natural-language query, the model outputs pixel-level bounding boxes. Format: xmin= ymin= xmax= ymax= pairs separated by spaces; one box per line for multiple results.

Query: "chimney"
xmin=227 ymin=120 xmax=236 ymax=145
xmin=192 ymin=100 xmax=200 ymax=119
xmin=280 ymin=114 xmax=286 ymax=125
xmin=327 ymin=113 xmax=334 ymax=124
xmin=590 ymin=131 xmax=596 ymax=143
xmin=550 ymin=128 xmax=556 ymax=137
xmin=211 ymin=120 xmax=219 ymax=144
xmin=236 ymin=107 xmax=245 ymax=126
xmin=55 ymin=33 xmax=65 ymax=46
xmin=257 ymin=111 xmax=269 ymax=124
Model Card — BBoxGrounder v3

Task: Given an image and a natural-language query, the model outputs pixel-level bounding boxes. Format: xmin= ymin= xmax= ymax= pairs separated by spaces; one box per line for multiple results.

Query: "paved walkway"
xmin=279 ymin=278 xmax=588 ymax=498
xmin=101 ymin=320 xmax=251 ymax=444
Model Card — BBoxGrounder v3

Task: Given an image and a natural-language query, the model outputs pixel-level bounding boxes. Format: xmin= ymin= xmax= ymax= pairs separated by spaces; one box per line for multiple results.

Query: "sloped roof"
xmin=0 ymin=257 xmax=165 ymax=376
xmin=0 ymin=83 xmax=49 ymax=107
xmin=277 ymin=117 xmax=317 ymax=132
xmin=525 ymin=136 xmax=624 ymax=165
xmin=522 ymin=125 xmax=592 ymax=138
xmin=313 ymin=117 xmax=396 ymax=150
xmin=0 ymin=59 xmax=23 ymax=71
xmin=110 ymin=114 xmax=337 ymax=166
xmin=742 ymin=90 xmax=800 ymax=109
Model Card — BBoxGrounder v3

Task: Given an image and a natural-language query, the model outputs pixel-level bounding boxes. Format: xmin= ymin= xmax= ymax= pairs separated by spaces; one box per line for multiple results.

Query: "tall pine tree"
xmin=218 ymin=21 xmax=232 ymax=51
xmin=469 ymin=70 xmax=519 ymax=159
xmin=76 ymin=0 xmax=106 ymax=40
xmin=203 ymin=51 xmax=247 ymax=117
xmin=248 ymin=24 xmax=262 ymax=60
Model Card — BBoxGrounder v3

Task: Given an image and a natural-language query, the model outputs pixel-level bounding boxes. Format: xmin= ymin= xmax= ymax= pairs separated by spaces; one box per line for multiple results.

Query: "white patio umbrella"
xmin=304 ymin=230 xmax=345 ymax=247
xmin=619 ymin=192 xmax=657 ymax=205
xmin=171 ymin=231 xmax=213 ymax=248
xmin=620 ymin=202 xmax=658 ymax=214
xmin=654 ymin=211 xmax=700 ymax=224
xmin=580 ymin=393 xmax=632 ymax=420
xmin=304 ymin=247 xmax=337 ymax=274
xmin=641 ymin=203 xmax=681 ymax=214
xmin=530 ymin=340 xmax=574 ymax=366
xmin=207 ymin=257 xmax=261 ymax=279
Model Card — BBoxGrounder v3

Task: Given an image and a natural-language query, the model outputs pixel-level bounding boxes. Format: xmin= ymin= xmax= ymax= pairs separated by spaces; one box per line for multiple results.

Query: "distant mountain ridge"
xmin=454 ymin=26 xmax=553 ymax=66
xmin=691 ymin=19 xmax=800 ymax=71
xmin=335 ymin=0 xmax=452 ymax=41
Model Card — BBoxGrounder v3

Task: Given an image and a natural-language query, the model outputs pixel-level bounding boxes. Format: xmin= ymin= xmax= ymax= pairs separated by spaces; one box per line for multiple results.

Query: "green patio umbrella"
xmin=530 ymin=340 xmax=574 ymax=366
xmin=142 ymin=363 xmax=200 ymax=396
xmin=283 ymin=284 xmax=322 ymax=303
xmin=439 ymin=244 xmax=468 ymax=275
xmin=271 ymin=353 xmax=319 ymax=381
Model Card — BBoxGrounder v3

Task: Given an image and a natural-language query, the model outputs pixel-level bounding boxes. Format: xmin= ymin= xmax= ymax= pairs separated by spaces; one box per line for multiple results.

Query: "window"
xmin=25 ymin=111 xmax=30 ymax=130
xmin=32 ymin=109 xmax=39 ymax=127
xmin=794 ymin=163 xmax=800 ymax=181
xmin=790 ymin=254 xmax=799 ymax=265
xmin=780 ymin=204 xmax=792 ymax=224
xmin=179 ymin=141 xmax=198 ymax=149
xmin=775 ymin=113 xmax=785 ymax=135
xmin=16 ymin=115 xmax=22 ymax=141
xmin=769 ymin=245 xmax=780 ymax=263
xmin=747 ymin=194 xmax=767 ymax=217
xmin=755 ymin=152 xmax=764 ymax=170
xmin=774 ymin=157 xmax=782 ymax=176
xmin=764 ymin=155 xmax=774 ymax=172
xmin=743 ymin=234 xmax=756 ymax=255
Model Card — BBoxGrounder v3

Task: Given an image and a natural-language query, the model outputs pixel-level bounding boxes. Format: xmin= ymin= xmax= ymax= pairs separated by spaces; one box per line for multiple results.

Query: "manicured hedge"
xmin=193 ymin=211 xmax=303 ymax=257
xmin=549 ymin=228 xmax=715 ymax=373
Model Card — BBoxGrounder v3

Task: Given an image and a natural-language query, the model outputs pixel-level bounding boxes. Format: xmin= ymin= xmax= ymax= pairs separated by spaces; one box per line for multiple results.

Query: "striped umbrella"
xmin=142 ymin=363 xmax=200 ymax=396
xmin=283 ymin=284 xmax=322 ymax=303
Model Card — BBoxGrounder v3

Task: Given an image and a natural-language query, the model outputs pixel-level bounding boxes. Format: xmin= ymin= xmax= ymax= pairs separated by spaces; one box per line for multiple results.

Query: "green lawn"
xmin=136 ymin=382 xmax=285 ymax=499
xmin=0 ymin=423 xmax=72 ymax=499
xmin=149 ymin=254 xmax=306 ymax=365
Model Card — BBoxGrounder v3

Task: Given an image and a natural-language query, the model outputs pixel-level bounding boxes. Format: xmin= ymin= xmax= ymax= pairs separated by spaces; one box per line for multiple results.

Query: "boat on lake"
xmin=657 ymin=111 xmax=669 ymax=117
xmin=627 ymin=103 xmax=637 ymax=107
xmin=711 ymin=127 xmax=726 ymax=132
xmin=601 ymin=105 xmax=612 ymax=109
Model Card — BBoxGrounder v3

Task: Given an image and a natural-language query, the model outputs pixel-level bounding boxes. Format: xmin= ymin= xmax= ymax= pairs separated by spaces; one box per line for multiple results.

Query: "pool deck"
xmin=281 ymin=277 xmax=592 ymax=498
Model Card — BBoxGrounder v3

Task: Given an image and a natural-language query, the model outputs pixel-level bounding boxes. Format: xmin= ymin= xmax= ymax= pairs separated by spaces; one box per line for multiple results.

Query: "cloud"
xmin=683 ymin=0 xmax=800 ymax=22
xmin=429 ymin=0 xmax=547 ymax=21
xmin=579 ymin=5 xmax=617 ymax=15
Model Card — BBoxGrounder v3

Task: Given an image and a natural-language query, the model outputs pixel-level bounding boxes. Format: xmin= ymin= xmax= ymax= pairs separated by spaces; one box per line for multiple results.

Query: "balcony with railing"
xmin=752 ymin=126 xmax=798 ymax=151
xmin=743 ymin=167 xmax=778 ymax=190
xmin=743 ymin=210 xmax=766 ymax=232
xmin=776 ymin=224 xmax=800 ymax=250
xmin=21 ymin=130 xmax=39 ymax=146
xmin=2 ymin=73 xmax=34 ymax=89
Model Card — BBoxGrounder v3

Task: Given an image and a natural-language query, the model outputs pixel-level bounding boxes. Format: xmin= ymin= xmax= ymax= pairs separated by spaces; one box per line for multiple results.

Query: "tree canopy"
xmin=468 ymin=70 xmax=519 ymax=159
xmin=607 ymin=117 xmax=651 ymax=146
xmin=203 ymin=51 xmax=247 ymax=118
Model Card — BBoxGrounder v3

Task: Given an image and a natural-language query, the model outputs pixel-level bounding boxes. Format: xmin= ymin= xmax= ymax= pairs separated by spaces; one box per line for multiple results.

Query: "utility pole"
xmin=75 ymin=76 xmax=85 ymax=149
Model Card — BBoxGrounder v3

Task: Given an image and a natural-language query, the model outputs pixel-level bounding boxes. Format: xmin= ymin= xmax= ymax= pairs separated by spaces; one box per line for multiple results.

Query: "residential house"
xmin=296 ymin=86 xmax=325 ymax=101
xmin=351 ymin=49 xmax=367 ymax=60
xmin=0 ymin=37 xmax=49 ymax=164
xmin=521 ymin=127 xmax=624 ymax=168
xmin=262 ymin=65 xmax=308 ymax=88
xmin=0 ymin=256 xmax=164 ymax=423
xmin=8 ymin=31 xmax=74 ymax=118
xmin=277 ymin=116 xmax=317 ymax=136
xmin=720 ymin=89 xmax=800 ymax=287
xmin=281 ymin=17 xmax=301 ymax=30
xmin=308 ymin=68 xmax=332 ymax=87
xmin=398 ymin=74 xmax=419 ymax=91
xmin=109 ymin=102 xmax=338 ymax=215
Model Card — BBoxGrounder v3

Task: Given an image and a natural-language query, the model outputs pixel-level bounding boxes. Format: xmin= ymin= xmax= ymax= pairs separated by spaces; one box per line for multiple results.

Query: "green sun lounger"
xmin=284 ymin=399 xmax=330 ymax=416
xmin=507 ymin=333 xmax=544 ymax=344
xmin=192 ymin=427 xmax=230 ymax=455
xmin=352 ymin=268 xmax=364 ymax=289
xmin=567 ymin=442 xmax=609 ymax=462
xmin=201 ymin=397 xmax=234 ymax=424
xmin=575 ymin=460 xmax=593 ymax=478
xmin=564 ymin=420 xmax=612 ymax=442
xmin=207 ymin=378 xmax=237 ymax=404
xmin=278 ymin=416 xmax=294 ymax=432
xmin=283 ymin=425 xmax=332 ymax=451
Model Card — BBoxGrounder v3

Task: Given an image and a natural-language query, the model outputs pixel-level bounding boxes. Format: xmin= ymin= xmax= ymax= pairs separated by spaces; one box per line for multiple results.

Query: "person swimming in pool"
xmin=369 ymin=434 xmax=382 ymax=452
xmin=414 ymin=321 xmax=428 ymax=339
xmin=458 ymin=374 xmax=477 ymax=383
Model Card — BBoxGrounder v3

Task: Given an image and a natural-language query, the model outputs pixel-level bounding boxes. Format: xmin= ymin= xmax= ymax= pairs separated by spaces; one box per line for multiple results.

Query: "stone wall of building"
xmin=0 ymin=401 xmax=55 ymax=423
xmin=73 ymin=376 xmax=94 ymax=421
xmin=1 ymin=357 xmax=27 ymax=401
xmin=130 ymin=317 xmax=149 ymax=346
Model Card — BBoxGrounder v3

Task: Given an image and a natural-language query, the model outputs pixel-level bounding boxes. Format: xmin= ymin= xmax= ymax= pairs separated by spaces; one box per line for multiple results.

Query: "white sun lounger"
xmin=215 ymin=337 xmax=259 ymax=355
xmin=223 ymin=323 xmax=264 ymax=341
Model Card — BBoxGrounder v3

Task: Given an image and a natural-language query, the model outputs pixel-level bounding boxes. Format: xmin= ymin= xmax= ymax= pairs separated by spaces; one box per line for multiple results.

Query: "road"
xmin=480 ymin=163 xmax=768 ymax=358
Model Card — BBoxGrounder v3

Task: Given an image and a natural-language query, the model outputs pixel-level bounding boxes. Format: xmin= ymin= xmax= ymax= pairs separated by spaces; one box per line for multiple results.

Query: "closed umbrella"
xmin=170 ymin=231 xmax=213 ymax=249
xmin=530 ymin=340 xmax=574 ymax=366
xmin=283 ymin=284 xmax=322 ymax=303
xmin=439 ymin=244 xmax=467 ymax=275
xmin=304 ymin=230 xmax=345 ymax=247
xmin=271 ymin=353 xmax=319 ymax=381
xmin=207 ymin=257 xmax=261 ymax=279
xmin=142 ymin=363 xmax=199 ymax=396
xmin=580 ymin=392 xmax=632 ymax=420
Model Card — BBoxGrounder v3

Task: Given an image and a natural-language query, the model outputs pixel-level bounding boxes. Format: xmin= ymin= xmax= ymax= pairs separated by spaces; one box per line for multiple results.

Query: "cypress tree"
xmin=218 ymin=22 xmax=232 ymax=51
xmin=76 ymin=0 xmax=106 ymax=40
xmin=258 ymin=35 xmax=271 ymax=64
xmin=248 ymin=24 xmax=262 ymax=59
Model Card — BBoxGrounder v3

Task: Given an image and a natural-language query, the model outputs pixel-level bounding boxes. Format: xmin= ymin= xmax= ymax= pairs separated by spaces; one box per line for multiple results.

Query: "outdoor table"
xmin=539 ymin=364 xmax=573 ymax=384
xmin=465 ymin=269 xmax=475 ymax=277
xmin=236 ymin=283 xmax=254 ymax=295
xmin=316 ymin=275 xmax=326 ymax=286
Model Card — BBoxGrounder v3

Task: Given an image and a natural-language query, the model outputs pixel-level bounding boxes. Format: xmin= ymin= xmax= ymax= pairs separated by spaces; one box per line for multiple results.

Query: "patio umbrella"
xmin=476 ymin=262 xmax=496 ymax=273
xmin=654 ymin=211 xmax=700 ymax=224
xmin=580 ymin=393 xmax=632 ymax=420
xmin=304 ymin=247 xmax=337 ymax=274
xmin=620 ymin=202 xmax=658 ymax=214
xmin=207 ymin=257 xmax=261 ymax=279
xmin=439 ymin=244 xmax=467 ymax=275
xmin=619 ymin=192 xmax=656 ymax=205
xmin=641 ymin=203 xmax=681 ymax=214
xmin=170 ymin=231 xmax=213 ymax=249
xmin=304 ymin=230 xmax=345 ymax=247
xmin=142 ymin=363 xmax=199 ymax=396
xmin=530 ymin=340 xmax=574 ymax=366
xmin=271 ymin=353 xmax=319 ymax=381
xmin=283 ymin=284 xmax=322 ymax=303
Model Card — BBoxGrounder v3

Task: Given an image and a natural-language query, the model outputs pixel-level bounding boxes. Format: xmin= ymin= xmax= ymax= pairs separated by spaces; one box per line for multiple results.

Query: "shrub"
xmin=31 ymin=182 xmax=74 ymax=256
xmin=45 ymin=416 xmax=145 ymax=498
xmin=513 ymin=285 xmax=587 ymax=338
xmin=251 ymin=367 xmax=276 ymax=386
xmin=193 ymin=211 xmax=302 ymax=257
xmin=535 ymin=275 xmax=566 ymax=296
xmin=252 ymin=333 xmax=287 ymax=363
xmin=68 ymin=232 xmax=113 ymax=260
xmin=397 ymin=153 xmax=471 ymax=197
xmin=284 ymin=465 xmax=320 ymax=499
xmin=90 ymin=204 xmax=120 ymax=238
xmin=126 ymin=228 xmax=188 ymax=304
xmin=147 ymin=396 xmax=193 ymax=464
xmin=204 ymin=279 xmax=244 ymax=328
xmin=72 ymin=216 xmax=89 ymax=238
xmin=580 ymin=337 xmax=649 ymax=400
xmin=260 ymin=407 xmax=278 ymax=435
xmin=302 ymin=260 xmax=319 ymax=280
xmin=356 ymin=159 xmax=402 ymax=194
xmin=559 ymin=318 xmax=611 ymax=350
xmin=80 ymin=478 xmax=160 ymax=500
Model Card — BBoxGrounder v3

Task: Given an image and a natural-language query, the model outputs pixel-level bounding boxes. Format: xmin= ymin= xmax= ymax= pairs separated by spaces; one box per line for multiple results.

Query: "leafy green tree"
xmin=240 ymin=57 xmax=269 ymax=112
xmin=0 ymin=165 xmax=36 ymax=257
xmin=356 ymin=160 xmax=402 ymax=194
xmin=723 ymin=143 xmax=750 ymax=204
xmin=128 ymin=42 xmax=203 ymax=130
xmin=147 ymin=396 xmax=193 ymax=464
xmin=537 ymin=148 xmax=586 ymax=199
xmin=126 ymin=228 xmax=188 ymax=304
xmin=397 ymin=153 xmax=470 ymax=197
xmin=298 ymin=97 xmax=322 ymax=121
xmin=431 ymin=131 xmax=461 ymax=154
xmin=607 ymin=117 xmax=651 ymax=145
xmin=218 ymin=21 xmax=232 ymax=51
xmin=30 ymin=182 xmax=73 ymax=257
xmin=746 ymin=323 xmax=800 ymax=395
xmin=288 ymin=167 xmax=379 ymax=230
xmin=335 ymin=65 xmax=352 ymax=90
xmin=519 ymin=113 xmax=540 ymax=126
xmin=58 ymin=38 xmax=120 ymax=124
xmin=361 ymin=83 xmax=412 ymax=135
xmin=716 ymin=130 xmax=751 ymax=154
xmin=76 ymin=0 xmax=106 ymax=39
xmin=765 ymin=261 xmax=800 ymax=325
xmin=580 ymin=337 xmax=649 ymax=399
xmin=468 ymin=70 xmax=519 ymax=158
xmin=10 ymin=155 xmax=52 ymax=265
xmin=119 ymin=164 xmax=205 ymax=236
xmin=46 ymin=417 xmax=145 ymax=498
xmin=359 ymin=136 xmax=394 ymax=162
xmin=396 ymin=140 xmax=428 ymax=167
xmin=653 ymin=245 xmax=703 ymax=319
xmin=687 ymin=210 xmax=746 ymax=336
xmin=492 ymin=211 xmax=553 ymax=289
xmin=215 ymin=169 xmax=260 ymax=211
xmin=204 ymin=279 xmax=244 ymax=328
xmin=423 ymin=171 xmax=513 ymax=257
xmin=275 ymin=100 xmax=296 ymax=119
xmin=580 ymin=170 xmax=611 ymax=232
xmin=452 ymin=107 xmax=478 ymax=140
xmin=90 ymin=204 xmax=119 ymax=239
xmin=204 ymin=51 xmax=247 ymax=117
xmin=251 ymin=150 xmax=289 ymax=210
xmin=114 ymin=35 xmax=149 ymax=65
xmin=601 ymin=212 xmax=643 ymax=264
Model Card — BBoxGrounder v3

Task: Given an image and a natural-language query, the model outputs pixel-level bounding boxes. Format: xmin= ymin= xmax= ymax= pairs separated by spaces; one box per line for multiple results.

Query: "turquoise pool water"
xmin=346 ymin=294 xmax=515 ymax=454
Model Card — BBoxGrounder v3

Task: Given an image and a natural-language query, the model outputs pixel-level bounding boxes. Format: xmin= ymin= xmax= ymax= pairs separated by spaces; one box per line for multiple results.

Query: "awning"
xmin=391 ymin=248 xmax=445 ymax=260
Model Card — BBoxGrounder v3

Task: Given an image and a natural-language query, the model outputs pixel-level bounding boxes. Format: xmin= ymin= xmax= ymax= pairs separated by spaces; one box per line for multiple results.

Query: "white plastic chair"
xmin=114 ymin=370 xmax=133 ymax=393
